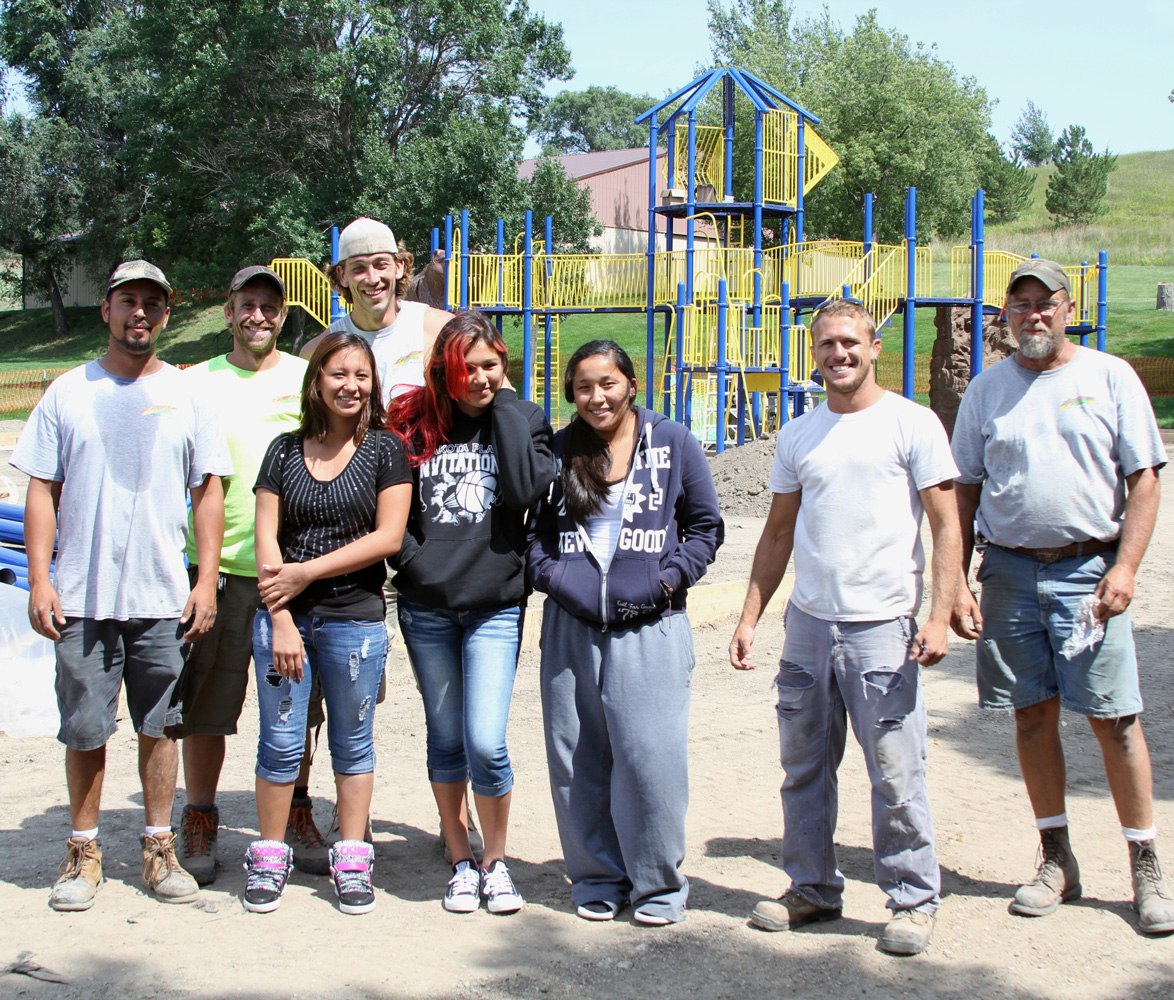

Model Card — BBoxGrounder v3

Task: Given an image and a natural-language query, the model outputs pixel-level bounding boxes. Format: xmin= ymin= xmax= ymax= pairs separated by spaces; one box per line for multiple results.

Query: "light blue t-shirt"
xmin=951 ymin=348 xmax=1166 ymax=550
xmin=12 ymin=360 xmax=233 ymax=619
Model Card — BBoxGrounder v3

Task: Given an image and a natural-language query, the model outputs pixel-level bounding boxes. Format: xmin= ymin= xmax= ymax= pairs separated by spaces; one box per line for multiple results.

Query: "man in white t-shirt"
xmin=300 ymin=216 xmax=451 ymax=402
xmin=13 ymin=260 xmax=232 ymax=911
xmin=951 ymin=258 xmax=1171 ymax=934
xmin=729 ymin=299 xmax=962 ymax=955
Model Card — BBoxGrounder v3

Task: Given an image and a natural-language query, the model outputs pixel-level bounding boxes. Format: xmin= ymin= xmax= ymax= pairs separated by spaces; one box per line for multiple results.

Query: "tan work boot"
xmin=749 ymin=889 xmax=842 ymax=932
xmin=1129 ymin=840 xmax=1174 ymax=934
xmin=141 ymin=831 xmax=199 ymax=903
xmin=49 ymin=837 xmax=104 ymax=911
xmin=1011 ymin=826 xmax=1081 ymax=916
xmin=879 ymin=908 xmax=935 ymax=955
xmin=286 ymin=797 xmax=330 ymax=875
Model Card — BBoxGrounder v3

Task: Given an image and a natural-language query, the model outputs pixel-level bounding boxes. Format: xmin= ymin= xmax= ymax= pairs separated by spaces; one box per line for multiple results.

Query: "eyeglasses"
xmin=1006 ymin=298 xmax=1069 ymax=317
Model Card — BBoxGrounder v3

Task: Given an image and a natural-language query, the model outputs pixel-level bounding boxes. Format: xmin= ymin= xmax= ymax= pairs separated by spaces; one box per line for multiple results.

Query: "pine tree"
xmin=1010 ymin=100 xmax=1055 ymax=166
xmin=1045 ymin=125 xmax=1117 ymax=225
xmin=980 ymin=137 xmax=1035 ymax=224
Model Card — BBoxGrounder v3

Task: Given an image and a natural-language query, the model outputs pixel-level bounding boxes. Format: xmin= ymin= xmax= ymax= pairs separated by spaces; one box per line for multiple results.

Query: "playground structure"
xmin=270 ymin=67 xmax=1109 ymax=452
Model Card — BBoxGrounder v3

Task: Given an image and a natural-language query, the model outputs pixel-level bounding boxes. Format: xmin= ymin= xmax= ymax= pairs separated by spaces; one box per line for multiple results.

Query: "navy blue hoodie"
xmin=526 ymin=406 xmax=723 ymax=629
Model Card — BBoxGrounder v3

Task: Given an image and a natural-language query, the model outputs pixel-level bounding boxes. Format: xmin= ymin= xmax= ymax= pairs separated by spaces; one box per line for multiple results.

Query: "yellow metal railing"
xmin=950 ymin=248 xmax=1097 ymax=324
xmin=762 ymin=109 xmax=839 ymax=207
xmin=803 ymin=126 xmax=840 ymax=196
xmin=468 ymin=252 xmax=524 ymax=309
xmin=533 ymin=254 xmax=648 ymax=309
xmin=532 ymin=315 xmax=562 ymax=426
xmin=671 ymin=125 xmax=725 ymax=199
xmin=269 ymin=258 xmax=339 ymax=327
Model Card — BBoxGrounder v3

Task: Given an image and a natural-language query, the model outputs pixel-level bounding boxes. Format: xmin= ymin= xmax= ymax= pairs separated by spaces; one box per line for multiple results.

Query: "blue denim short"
xmin=976 ymin=545 xmax=1141 ymax=718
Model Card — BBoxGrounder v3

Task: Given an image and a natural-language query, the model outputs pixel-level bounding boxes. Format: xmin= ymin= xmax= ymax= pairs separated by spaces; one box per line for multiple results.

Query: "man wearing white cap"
xmin=301 ymin=216 xmax=451 ymax=401
xmin=951 ymin=258 xmax=1171 ymax=933
xmin=173 ymin=265 xmax=308 ymax=885
xmin=13 ymin=260 xmax=232 ymax=911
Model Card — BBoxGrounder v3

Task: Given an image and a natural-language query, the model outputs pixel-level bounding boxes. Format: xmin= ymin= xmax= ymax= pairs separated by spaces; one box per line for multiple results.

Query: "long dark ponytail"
xmin=560 ymin=340 xmax=637 ymax=522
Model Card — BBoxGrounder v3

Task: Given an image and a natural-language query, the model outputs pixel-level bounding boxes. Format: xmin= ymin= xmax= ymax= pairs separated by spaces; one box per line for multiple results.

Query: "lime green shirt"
xmin=185 ymin=352 xmax=307 ymax=576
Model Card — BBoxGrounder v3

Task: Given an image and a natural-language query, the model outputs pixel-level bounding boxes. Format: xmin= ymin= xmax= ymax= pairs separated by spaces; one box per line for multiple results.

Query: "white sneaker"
xmin=481 ymin=860 xmax=524 ymax=915
xmin=443 ymin=859 xmax=481 ymax=913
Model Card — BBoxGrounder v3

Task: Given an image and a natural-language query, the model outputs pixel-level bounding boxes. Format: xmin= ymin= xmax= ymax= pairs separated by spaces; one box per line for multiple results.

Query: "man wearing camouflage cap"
xmin=12 ymin=260 xmax=232 ymax=910
xmin=951 ymin=258 xmax=1171 ymax=933
xmin=173 ymin=265 xmax=308 ymax=885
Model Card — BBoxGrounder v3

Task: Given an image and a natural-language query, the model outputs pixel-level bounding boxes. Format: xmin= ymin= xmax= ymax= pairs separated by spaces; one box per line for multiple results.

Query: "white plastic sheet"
xmin=0 ymin=582 xmax=58 ymax=737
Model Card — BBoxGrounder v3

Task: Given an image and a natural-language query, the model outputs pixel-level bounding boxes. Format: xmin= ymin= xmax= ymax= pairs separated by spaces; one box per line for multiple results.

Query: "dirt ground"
xmin=3 ymin=432 xmax=1174 ymax=1000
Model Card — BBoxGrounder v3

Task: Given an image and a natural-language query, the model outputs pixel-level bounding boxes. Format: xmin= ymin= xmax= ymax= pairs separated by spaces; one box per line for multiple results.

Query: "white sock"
xmin=1035 ymin=813 xmax=1068 ymax=831
xmin=1123 ymin=825 xmax=1157 ymax=842
xmin=72 ymin=827 xmax=98 ymax=841
xmin=144 ymin=825 xmax=171 ymax=838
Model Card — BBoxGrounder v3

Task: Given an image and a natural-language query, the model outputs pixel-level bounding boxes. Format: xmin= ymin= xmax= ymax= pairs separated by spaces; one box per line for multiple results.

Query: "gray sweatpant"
xmin=539 ymin=598 xmax=695 ymax=922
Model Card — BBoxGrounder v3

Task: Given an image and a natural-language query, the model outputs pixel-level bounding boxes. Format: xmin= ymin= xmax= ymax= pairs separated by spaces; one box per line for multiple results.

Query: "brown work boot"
xmin=141 ymin=831 xmax=199 ymax=903
xmin=49 ymin=837 xmax=104 ymax=912
xmin=179 ymin=804 xmax=219 ymax=885
xmin=1129 ymin=840 xmax=1174 ymax=934
xmin=1011 ymin=826 xmax=1081 ymax=916
xmin=879 ymin=908 xmax=935 ymax=955
xmin=286 ymin=797 xmax=330 ymax=875
xmin=749 ymin=889 xmax=842 ymax=932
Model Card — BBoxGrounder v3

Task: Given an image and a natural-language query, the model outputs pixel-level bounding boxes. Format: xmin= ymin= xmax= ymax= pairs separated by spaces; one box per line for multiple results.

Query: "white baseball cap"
xmin=338 ymin=217 xmax=398 ymax=260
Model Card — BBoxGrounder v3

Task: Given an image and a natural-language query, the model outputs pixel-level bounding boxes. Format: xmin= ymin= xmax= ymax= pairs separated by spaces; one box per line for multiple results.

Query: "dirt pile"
xmin=708 ymin=432 xmax=779 ymax=517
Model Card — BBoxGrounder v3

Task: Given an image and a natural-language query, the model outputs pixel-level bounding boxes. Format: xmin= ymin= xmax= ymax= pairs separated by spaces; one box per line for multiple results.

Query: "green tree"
xmin=980 ymin=136 xmax=1035 ymax=225
xmin=536 ymin=86 xmax=656 ymax=154
xmin=1009 ymin=100 xmax=1055 ymax=167
xmin=523 ymin=157 xmax=602 ymax=252
xmin=0 ymin=115 xmax=87 ymax=336
xmin=0 ymin=0 xmax=579 ymax=287
xmin=1045 ymin=124 xmax=1117 ymax=225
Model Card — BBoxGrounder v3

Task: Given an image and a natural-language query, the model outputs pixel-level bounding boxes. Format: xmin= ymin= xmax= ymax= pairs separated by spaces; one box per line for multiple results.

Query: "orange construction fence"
xmin=2 ymin=355 xmax=1173 ymax=417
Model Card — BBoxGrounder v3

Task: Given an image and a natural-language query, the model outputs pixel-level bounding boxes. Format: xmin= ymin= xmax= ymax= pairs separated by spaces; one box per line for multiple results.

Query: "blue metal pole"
xmin=753 ymin=110 xmax=764 ymax=335
xmin=864 ymin=193 xmax=874 ymax=284
xmin=430 ymin=228 xmax=440 ymax=255
xmin=1096 ymin=250 xmax=1108 ymax=352
xmin=444 ymin=214 xmax=453 ymax=315
xmin=329 ymin=226 xmax=343 ymax=321
xmin=723 ymin=75 xmax=735 ymax=201
xmin=647 ymin=115 xmax=660 ymax=410
xmin=1079 ymin=259 xmax=1089 ymax=347
xmin=716 ymin=278 xmax=728 ymax=454
xmin=686 ymin=112 xmax=697 ymax=304
xmin=460 ymin=209 xmax=470 ymax=310
xmin=780 ymin=279 xmax=791 ymax=425
xmin=496 ymin=219 xmax=505 ymax=307
xmin=543 ymin=215 xmax=554 ymax=422
xmin=971 ymin=189 xmax=985 ymax=380
xmin=903 ymin=186 xmax=916 ymax=400
xmin=796 ymin=119 xmax=806 ymax=244
xmin=675 ymin=282 xmax=687 ymax=423
xmin=522 ymin=211 xmax=533 ymax=403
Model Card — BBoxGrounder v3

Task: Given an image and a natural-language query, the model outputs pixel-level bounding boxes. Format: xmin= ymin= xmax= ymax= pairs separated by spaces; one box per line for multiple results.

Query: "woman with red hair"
xmin=387 ymin=309 xmax=554 ymax=915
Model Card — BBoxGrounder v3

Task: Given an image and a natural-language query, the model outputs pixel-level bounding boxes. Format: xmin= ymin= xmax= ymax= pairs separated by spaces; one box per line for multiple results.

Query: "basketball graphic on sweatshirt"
xmin=420 ymin=442 xmax=500 ymax=525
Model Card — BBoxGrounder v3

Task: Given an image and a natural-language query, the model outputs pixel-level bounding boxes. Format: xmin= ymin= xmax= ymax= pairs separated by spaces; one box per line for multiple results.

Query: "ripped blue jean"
xmin=252 ymin=612 xmax=387 ymax=783
xmin=775 ymin=602 xmax=939 ymax=913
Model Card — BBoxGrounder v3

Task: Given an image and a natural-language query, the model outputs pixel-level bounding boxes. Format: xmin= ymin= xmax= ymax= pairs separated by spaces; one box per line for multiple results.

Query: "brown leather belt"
xmin=1002 ymin=538 xmax=1118 ymax=564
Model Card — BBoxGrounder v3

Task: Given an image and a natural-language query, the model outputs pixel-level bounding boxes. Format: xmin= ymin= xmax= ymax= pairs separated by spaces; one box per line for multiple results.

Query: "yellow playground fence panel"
xmin=949 ymin=248 xmax=1098 ymax=325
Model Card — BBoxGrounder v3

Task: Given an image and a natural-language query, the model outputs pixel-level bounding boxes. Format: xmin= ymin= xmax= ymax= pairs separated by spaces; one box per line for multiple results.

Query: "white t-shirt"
xmin=769 ymin=392 xmax=958 ymax=621
xmin=951 ymin=348 xmax=1166 ymax=549
xmin=12 ymin=361 xmax=233 ymax=619
xmin=583 ymin=483 xmax=625 ymax=571
xmin=328 ymin=300 xmax=429 ymax=403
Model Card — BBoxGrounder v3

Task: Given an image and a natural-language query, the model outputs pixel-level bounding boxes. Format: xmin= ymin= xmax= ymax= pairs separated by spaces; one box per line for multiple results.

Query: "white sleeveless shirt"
xmin=328 ymin=300 xmax=428 ymax=404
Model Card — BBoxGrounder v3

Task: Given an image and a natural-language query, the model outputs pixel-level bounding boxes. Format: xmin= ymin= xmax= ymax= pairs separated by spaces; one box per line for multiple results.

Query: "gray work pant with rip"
xmin=539 ymin=598 xmax=694 ymax=922
xmin=776 ymin=603 xmax=940 ymax=914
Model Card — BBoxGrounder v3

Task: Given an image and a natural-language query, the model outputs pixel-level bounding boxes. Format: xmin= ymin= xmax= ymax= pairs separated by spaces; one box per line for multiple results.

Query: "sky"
xmin=529 ymin=0 xmax=1173 ymax=156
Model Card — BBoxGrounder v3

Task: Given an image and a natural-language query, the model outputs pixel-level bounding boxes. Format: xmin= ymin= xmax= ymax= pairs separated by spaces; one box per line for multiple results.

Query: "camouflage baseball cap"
xmin=227 ymin=264 xmax=285 ymax=298
xmin=107 ymin=260 xmax=173 ymax=297
xmin=1006 ymin=258 xmax=1070 ymax=296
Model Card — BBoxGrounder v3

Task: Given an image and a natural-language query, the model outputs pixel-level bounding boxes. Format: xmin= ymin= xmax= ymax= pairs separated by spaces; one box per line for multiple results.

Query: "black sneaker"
xmin=329 ymin=840 xmax=376 ymax=915
xmin=242 ymin=840 xmax=293 ymax=913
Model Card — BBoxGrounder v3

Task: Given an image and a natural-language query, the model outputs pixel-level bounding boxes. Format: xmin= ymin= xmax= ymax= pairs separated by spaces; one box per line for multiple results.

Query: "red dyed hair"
xmin=386 ymin=309 xmax=508 ymax=466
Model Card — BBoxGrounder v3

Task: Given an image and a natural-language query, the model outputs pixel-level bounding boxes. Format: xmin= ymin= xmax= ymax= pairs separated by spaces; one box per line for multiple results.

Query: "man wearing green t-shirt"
xmin=174 ymin=265 xmax=307 ymax=884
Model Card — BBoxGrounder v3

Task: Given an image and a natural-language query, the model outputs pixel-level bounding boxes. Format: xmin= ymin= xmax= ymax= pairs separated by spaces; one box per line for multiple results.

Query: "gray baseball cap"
xmin=338 ymin=217 xmax=398 ymax=260
xmin=228 ymin=264 xmax=285 ymax=298
xmin=1007 ymin=258 xmax=1071 ymax=296
xmin=107 ymin=260 xmax=172 ymax=297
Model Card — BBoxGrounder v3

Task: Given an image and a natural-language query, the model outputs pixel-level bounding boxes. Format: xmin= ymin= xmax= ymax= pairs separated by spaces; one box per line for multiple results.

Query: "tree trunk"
xmin=1157 ymin=283 xmax=1174 ymax=311
xmin=47 ymin=269 xmax=69 ymax=338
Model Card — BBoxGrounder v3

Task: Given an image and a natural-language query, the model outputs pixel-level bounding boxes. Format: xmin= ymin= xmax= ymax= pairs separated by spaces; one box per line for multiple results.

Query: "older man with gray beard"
xmin=951 ymin=259 xmax=1172 ymax=934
